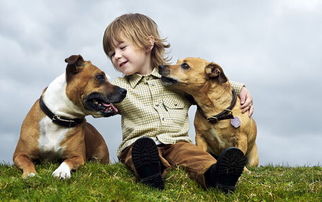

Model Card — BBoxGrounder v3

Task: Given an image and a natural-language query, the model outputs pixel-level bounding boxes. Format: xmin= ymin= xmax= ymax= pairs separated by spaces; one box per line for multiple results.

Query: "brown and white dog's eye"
xmin=181 ymin=62 xmax=190 ymax=70
xmin=95 ymin=73 xmax=106 ymax=83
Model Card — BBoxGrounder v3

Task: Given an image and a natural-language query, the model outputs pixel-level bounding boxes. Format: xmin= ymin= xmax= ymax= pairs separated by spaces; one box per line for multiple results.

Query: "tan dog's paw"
xmin=243 ymin=167 xmax=251 ymax=174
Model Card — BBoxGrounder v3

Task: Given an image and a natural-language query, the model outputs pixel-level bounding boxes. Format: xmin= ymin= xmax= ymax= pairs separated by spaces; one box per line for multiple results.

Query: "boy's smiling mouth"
xmin=119 ymin=61 xmax=128 ymax=68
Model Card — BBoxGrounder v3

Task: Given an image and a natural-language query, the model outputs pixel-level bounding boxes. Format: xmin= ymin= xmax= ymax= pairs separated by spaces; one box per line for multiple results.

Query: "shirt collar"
xmin=126 ymin=68 xmax=162 ymax=88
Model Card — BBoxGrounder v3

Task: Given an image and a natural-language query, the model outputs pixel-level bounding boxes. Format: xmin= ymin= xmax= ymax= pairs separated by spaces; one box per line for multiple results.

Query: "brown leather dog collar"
xmin=39 ymin=96 xmax=84 ymax=127
xmin=198 ymin=89 xmax=237 ymax=124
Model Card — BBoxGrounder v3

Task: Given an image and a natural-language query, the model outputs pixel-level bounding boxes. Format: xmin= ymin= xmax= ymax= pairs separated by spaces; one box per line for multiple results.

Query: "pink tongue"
xmin=102 ymin=103 xmax=119 ymax=113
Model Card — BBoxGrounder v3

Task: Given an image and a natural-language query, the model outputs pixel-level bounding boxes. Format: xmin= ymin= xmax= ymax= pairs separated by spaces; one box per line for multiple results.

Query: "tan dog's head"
xmin=65 ymin=55 xmax=126 ymax=117
xmin=159 ymin=57 xmax=227 ymax=94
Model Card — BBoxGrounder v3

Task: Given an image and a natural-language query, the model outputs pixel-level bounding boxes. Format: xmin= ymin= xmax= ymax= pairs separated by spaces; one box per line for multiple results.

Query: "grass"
xmin=0 ymin=162 xmax=321 ymax=201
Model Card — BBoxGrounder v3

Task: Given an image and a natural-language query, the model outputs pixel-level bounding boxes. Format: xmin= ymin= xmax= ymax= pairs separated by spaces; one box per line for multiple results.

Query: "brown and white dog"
xmin=13 ymin=55 xmax=126 ymax=179
xmin=159 ymin=57 xmax=258 ymax=169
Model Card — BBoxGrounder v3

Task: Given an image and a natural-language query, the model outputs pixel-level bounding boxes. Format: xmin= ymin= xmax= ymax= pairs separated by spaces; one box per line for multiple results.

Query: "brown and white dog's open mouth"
xmin=84 ymin=87 xmax=126 ymax=117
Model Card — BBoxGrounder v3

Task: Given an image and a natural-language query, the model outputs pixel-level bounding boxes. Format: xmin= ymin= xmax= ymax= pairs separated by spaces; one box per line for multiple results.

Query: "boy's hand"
xmin=239 ymin=87 xmax=254 ymax=117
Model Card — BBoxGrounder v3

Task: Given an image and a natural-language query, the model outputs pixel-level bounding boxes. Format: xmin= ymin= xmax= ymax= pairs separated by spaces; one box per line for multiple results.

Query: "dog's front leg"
xmin=195 ymin=133 xmax=209 ymax=152
xmin=246 ymin=143 xmax=259 ymax=167
xmin=14 ymin=153 xmax=37 ymax=178
xmin=52 ymin=156 xmax=85 ymax=179
xmin=235 ymin=134 xmax=252 ymax=173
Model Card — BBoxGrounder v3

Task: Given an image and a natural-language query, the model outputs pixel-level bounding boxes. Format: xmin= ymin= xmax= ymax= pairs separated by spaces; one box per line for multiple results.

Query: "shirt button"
xmin=162 ymin=118 xmax=165 ymax=121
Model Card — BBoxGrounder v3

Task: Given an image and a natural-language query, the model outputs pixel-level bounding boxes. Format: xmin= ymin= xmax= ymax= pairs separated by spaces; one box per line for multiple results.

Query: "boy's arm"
xmin=230 ymin=81 xmax=245 ymax=95
xmin=230 ymin=81 xmax=254 ymax=117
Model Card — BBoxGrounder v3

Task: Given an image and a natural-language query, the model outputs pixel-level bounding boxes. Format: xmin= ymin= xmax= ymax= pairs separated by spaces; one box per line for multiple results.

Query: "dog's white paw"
xmin=28 ymin=173 xmax=36 ymax=177
xmin=52 ymin=162 xmax=71 ymax=179
xmin=23 ymin=172 xmax=36 ymax=178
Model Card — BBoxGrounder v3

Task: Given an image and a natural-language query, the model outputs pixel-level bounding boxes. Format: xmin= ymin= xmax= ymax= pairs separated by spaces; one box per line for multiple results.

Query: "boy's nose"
xmin=114 ymin=50 xmax=121 ymax=60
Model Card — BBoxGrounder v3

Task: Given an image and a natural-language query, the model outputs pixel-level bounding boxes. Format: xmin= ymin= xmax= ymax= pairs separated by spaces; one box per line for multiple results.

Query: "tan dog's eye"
xmin=181 ymin=63 xmax=190 ymax=70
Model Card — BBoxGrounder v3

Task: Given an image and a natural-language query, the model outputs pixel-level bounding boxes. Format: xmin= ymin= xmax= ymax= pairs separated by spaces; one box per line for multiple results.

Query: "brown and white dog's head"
xmin=158 ymin=57 xmax=228 ymax=94
xmin=65 ymin=55 xmax=126 ymax=117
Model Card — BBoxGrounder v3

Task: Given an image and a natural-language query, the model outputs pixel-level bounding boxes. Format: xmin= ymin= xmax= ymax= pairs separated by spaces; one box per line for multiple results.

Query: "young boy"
xmin=103 ymin=13 xmax=254 ymax=192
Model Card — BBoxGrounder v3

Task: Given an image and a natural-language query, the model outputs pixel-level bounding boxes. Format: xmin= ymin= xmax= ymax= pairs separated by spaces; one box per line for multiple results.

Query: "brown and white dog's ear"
xmin=205 ymin=63 xmax=228 ymax=83
xmin=65 ymin=55 xmax=84 ymax=82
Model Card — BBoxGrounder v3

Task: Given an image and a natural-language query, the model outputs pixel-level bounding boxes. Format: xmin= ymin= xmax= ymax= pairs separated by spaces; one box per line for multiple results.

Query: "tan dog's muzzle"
xmin=158 ymin=65 xmax=178 ymax=85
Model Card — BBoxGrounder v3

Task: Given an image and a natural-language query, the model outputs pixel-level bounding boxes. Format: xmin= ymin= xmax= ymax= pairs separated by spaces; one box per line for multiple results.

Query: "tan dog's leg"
xmin=235 ymin=133 xmax=251 ymax=173
xmin=236 ymin=133 xmax=248 ymax=155
xmin=195 ymin=133 xmax=208 ymax=152
xmin=246 ymin=143 xmax=259 ymax=167
xmin=14 ymin=154 xmax=37 ymax=178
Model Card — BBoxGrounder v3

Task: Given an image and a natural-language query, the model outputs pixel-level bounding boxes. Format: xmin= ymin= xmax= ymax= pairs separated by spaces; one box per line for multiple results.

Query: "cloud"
xmin=1 ymin=0 xmax=321 ymax=166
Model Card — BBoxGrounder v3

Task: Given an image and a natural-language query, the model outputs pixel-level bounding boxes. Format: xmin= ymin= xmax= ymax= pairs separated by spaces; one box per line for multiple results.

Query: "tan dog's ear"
xmin=205 ymin=63 xmax=228 ymax=83
xmin=65 ymin=55 xmax=85 ymax=82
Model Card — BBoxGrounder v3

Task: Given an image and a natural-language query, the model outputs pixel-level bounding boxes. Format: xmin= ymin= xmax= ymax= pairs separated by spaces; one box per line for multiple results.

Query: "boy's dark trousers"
xmin=119 ymin=141 xmax=216 ymax=188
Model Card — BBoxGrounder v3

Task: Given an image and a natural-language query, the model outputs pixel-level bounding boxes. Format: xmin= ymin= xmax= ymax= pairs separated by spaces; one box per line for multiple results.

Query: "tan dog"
xmin=159 ymin=57 xmax=258 ymax=168
xmin=13 ymin=55 xmax=127 ymax=179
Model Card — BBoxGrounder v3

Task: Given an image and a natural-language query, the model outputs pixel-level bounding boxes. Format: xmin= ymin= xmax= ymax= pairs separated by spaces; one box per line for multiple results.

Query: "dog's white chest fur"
xmin=37 ymin=73 xmax=82 ymax=159
xmin=38 ymin=117 xmax=70 ymax=157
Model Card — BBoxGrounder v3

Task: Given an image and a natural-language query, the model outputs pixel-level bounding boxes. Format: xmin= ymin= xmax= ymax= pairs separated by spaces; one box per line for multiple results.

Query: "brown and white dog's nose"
xmin=118 ymin=87 xmax=127 ymax=98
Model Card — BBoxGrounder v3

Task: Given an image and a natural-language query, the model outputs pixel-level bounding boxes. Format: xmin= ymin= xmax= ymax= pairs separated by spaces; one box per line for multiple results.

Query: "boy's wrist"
xmin=230 ymin=81 xmax=245 ymax=95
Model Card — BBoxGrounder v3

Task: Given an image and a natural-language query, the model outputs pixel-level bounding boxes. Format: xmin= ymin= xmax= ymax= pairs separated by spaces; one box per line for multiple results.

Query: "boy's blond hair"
xmin=103 ymin=13 xmax=170 ymax=69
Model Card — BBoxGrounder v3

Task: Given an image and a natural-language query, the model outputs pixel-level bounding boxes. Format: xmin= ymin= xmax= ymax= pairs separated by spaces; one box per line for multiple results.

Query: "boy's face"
xmin=108 ymin=37 xmax=152 ymax=76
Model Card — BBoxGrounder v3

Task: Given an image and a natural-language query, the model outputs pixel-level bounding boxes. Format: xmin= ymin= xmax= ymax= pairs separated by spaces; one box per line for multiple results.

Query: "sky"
xmin=1 ymin=0 xmax=321 ymax=166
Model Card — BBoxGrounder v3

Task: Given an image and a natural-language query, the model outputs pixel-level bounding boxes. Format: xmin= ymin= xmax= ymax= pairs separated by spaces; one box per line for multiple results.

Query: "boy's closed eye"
xmin=108 ymin=43 xmax=127 ymax=58
xmin=109 ymin=52 xmax=115 ymax=58
xmin=120 ymin=45 xmax=127 ymax=50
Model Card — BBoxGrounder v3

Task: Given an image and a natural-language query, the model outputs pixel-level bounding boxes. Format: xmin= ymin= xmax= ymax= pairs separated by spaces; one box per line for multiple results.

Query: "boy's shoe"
xmin=132 ymin=137 xmax=164 ymax=190
xmin=204 ymin=147 xmax=247 ymax=193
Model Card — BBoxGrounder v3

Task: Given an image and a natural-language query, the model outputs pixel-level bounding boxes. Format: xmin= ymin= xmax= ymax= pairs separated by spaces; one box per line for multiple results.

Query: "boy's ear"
xmin=65 ymin=55 xmax=85 ymax=82
xmin=205 ymin=63 xmax=228 ymax=83
xmin=147 ymin=36 xmax=155 ymax=51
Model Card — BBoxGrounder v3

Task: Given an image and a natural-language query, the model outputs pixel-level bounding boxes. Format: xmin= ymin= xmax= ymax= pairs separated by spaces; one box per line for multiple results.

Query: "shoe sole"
xmin=132 ymin=137 xmax=164 ymax=189
xmin=214 ymin=147 xmax=247 ymax=192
